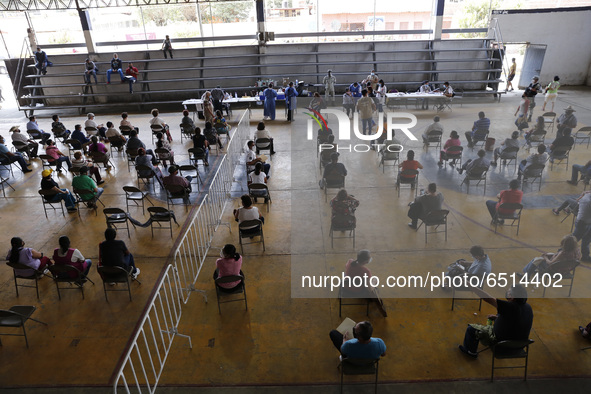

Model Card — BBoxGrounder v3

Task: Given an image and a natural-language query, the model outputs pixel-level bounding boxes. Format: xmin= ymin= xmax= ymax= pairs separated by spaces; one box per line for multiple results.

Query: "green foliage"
xmin=140 ymin=5 xmax=197 ymax=27
xmin=200 ymin=2 xmax=252 ymax=23
xmin=458 ymin=0 xmax=500 ymax=38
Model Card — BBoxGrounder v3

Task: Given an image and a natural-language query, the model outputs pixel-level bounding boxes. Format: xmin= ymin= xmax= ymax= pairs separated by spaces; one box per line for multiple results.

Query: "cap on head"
xmin=565 ymin=105 xmax=576 ymax=112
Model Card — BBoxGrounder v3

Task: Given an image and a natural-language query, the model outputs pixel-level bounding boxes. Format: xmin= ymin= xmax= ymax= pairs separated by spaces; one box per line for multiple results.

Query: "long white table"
xmin=182 ymin=97 xmax=261 ymax=120
xmin=385 ymin=92 xmax=448 ymax=111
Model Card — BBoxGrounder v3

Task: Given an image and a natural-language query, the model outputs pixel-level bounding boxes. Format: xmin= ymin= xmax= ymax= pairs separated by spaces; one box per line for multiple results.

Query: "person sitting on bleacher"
xmin=26 ymin=115 xmax=50 ymax=144
xmin=106 ymin=53 xmax=125 ymax=84
xmin=518 ymin=144 xmax=548 ymax=180
xmin=127 ymin=129 xmax=158 ymax=165
xmin=457 ymin=149 xmax=489 ymax=175
xmin=84 ymin=58 xmax=98 ymax=85
xmin=34 ymin=46 xmax=52 ymax=75
xmin=181 ymin=109 xmax=195 ymax=130
xmin=125 ymin=63 xmax=138 ymax=94
xmin=120 ymin=112 xmax=139 ymax=133
xmin=71 ymin=124 xmax=90 ymax=154
xmin=464 ymin=111 xmax=490 ymax=148
xmin=51 ymin=115 xmax=71 ymax=140
xmin=149 ymin=108 xmax=173 ymax=142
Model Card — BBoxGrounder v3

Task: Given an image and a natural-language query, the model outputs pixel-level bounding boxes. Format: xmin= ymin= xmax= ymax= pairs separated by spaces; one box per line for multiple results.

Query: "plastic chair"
xmin=148 ymin=206 xmax=175 ymax=238
xmin=494 ymin=203 xmax=523 ymax=235
xmin=0 ymin=306 xmax=47 ymax=348
xmin=123 ymin=186 xmax=153 ymax=214
xmin=238 ymin=219 xmax=265 ymax=254
xmin=48 ymin=264 xmax=94 ymax=300
xmin=214 ymin=274 xmax=247 ymax=314
xmin=38 ymin=189 xmax=65 ymax=218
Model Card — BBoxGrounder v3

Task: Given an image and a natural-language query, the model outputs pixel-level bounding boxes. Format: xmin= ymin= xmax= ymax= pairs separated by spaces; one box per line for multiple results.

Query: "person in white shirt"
xmin=10 ymin=125 xmax=39 ymax=158
xmin=233 ymin=195 xmax=264 ymax=231
xmin=84 ymin=113 xmax=106 ymax=139
xmin=248 ymin=162 xmax=269 ymax=201
xmin=323 ymin=70 xmax=336 ymax=104
xmin=253 ymin=122 xmax=276 ymax=155
xmin=246 ymin=140 xmax=271 ymax=177
xmin=419 ymin=80 xmax=432 ymax=109
xmin=376 ymin=79 xmax=387 ymax=112
xmin=422 ymin=116 xmax=444 ymax=145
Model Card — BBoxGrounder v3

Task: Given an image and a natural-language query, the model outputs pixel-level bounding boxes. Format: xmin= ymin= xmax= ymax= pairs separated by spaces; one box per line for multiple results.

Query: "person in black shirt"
xmin=40 ymin=168 xmax=77 ymax=212
xmin=99 ymin=228 xmax=140 ymax=279
xmin=191 ymin=127 xmax=209 ymax=166
xmin=459 ymin=284 xmax=533 ymax=358
xmin=106 ymin=53 xmax=125 ymax=84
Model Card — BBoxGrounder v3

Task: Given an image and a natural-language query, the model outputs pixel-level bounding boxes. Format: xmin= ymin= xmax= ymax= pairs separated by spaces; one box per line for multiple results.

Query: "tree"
xmin=200 ymin=2 xmax=252 ymax=23
xmin=140 ymin=5 xmax=196 ymax=27
xmin=458 ymin=0 xmax=500 ymax=38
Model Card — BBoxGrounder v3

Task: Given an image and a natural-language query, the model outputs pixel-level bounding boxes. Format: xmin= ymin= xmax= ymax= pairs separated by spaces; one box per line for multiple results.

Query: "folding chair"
xmin=526 ymin=128 xmax=546 ymax=151
xmin=324 ymin=173 xmax=345 ymax=202
xmin=444 ymin=145 xmax=463 ymax=168
xmin=12 ymin=141 xmax=30 ymax=160
xmin=461 ymin=167 xmax=488 ymax=194
xmin=542 ymin=112 xmax=556 ymax=134
xmin=330 ymin=215 xmax=356 ymax=248
xmin=97 ymin=265 xmax=140 ymax=302
xmin=338 ymin=285 xmax=370 ymax=317
xmin=136 ymin=165 xmax=162 ymax=191
xmin=255 ymin=138 xmax=272 ymax=158
xmin=48 ymin=264 xmax=94 ymax=300
xmin=1 ymin=174 xmax=16 ymax=197
xmin=417 ymin=209 xmax=449 ymax=243
xmin=178 ymin=164 xmax=203 ymax=192
xmin=215 ymin=274 xmax=247 ymax=314
xmin=248 ymin=183 xmax=272 ymax=212
xmin=521 ymin=164 xmax=545 ymax=191
xmin=0 ymin=153 xmax=16 ymax=176
xmin=108 ymin=136 xmax=125 ymax=155
xmin=489 ymin=339 xmax=534 ymax=381
xmin=238 ymin=219 xmax=265 ymax=254
xmin=6 ymin=261 xmax=51 ymax=299
xmin=84 ymin=126 xmax=98 ymax=137
xmin=125 ymin=148 xmax=139 ymax=172
xmin=498 ymin=146 xmax=519 ymax=173
xmin=104 ymin=207 xmax=134 ymax=238
xmin=188 ymin=148 xmax=207 ymax=168
xmin=164 ymin=184 xmax=190 ymax=211
xmin=39 ymin=154 xmax=61 ymax=172
xmin=147 ymin=206 xmax=175 ymax=238
xmin=179 ymin=123 xmax=195 ymax=143
xmin=73 ymin=187 xmax=105 ymax=216
xmin=549 ymin=147 xmax=570 ymax=171
xmin=150 ymin=124 xmax=165 ymax=144
xmin=451 ymin=283 xmax=483 ymax=311
xmin=0 ymin=306 xmax=47 ymax=348
xmin=89 ymin=151 xmax=114 ymax=170
xmin=423 ymin=130 xmax=443 ymax=151
xmin=154 ymin=147 xmax=173 ymax=167
xmin=64 ymin=139 xmax=84 ymax=158
xmin=494 ymin=203 xmax=523 ymax=235
xmin=379 ymin=150 xmax=399 ymax=173
xmin=573 ymin=126 xmax=591 ymax=149
xmin=38 ymin=189 xmax=66 ymax=218
xmin=119 ymin=125 xmax=133 ymax=137
xmin=339 ymin=357 xmax=380 ymax=394
xmin=396 ymin=169 xmax=419 ymax=197
xmin=471 ymin=130 xmax=489 ymax=150
xmin=123 ymin=186 xmax=153 ymax=214
xmin=542 ymin=260 xmax=579 ymax=297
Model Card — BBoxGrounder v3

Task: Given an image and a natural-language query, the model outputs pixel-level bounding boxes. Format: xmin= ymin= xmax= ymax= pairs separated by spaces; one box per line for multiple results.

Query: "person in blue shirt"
xmin=285 ymin=81 xmax=298 ymax=122
xmin=446 ymin=245 xmax=492 ymax=279
xmin=464 ymin=111 xmax=491 ymax=148
xmin=349 ymin=82 xmax=362 ymax=104
xmin=106 ymin=53 xmax=125 ymax=84
xmin=26 ymin=115 xmax=51 ymax=144
xmin=34 ymin=47 xmax=52 ymax=75
xmin=0 ymin=135 xmax=32 ymax=173
xmin=71 ymin=124 xmax=91 ymax=153
xmin=263 ymin=83 xmax=278 ymax=121
xmin=330 ymin=321 xmax=386 ymax=360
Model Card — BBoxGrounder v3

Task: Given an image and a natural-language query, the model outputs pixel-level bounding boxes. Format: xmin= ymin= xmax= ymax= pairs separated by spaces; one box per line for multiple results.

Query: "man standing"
xmin=211 ymin=86 xmax=225 ymax=115
xmin=556 ymin=106 xmax=577 ymax=138
xmin=34 ymin=46 xmax=52 ymax=75
xmin=0 ymin=135 xmax=32 ymax=173
xmin=506 ymin=58 xmax=517 ymax=92
xmin=263 ymin=83 xmax=278 ymax=121
xmin=10 ymin=125 xmax=39 ymax=158
xmin=323 ymin=70 xmax=336 ymax=105
xmin=125 ymin=63 xmax=138 ymax=94
xmin=106 ymin=53 xmax=125 ymax=84
xmin=459 ymin=285 xmax=533 ymax=358
xmin=525 ymin=76 xmax=542 ymax=122
xmin=329 ymin=321 xmax=386 ymax=360
xmin=486 ymin=179 xmax=523 ymax=225
xmin=285 ymin=81 xmax=298 ymax=122
xmin=356 ymin=89 xmax=376 ymax=136
xmin=464 ymin=111 xmax=490 ymax=148
xmin=26 ymin=115 xmax=51 ymax=144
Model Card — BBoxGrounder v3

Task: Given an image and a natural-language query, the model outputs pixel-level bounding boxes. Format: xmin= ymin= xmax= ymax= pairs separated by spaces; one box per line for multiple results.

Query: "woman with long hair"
xmin=7 ymin=237 xmax=52 ymax=277
xmin=524 ymin=116 xmax=546 ymax=146
xmin=155 ymin=132 xmax=175 ymax=167
xmin=213 ymin=244 xmax=243 ymax=293
xmin=521 ymin=234 xmax=580 ymax=276
xmin=52 ymin=235 xmax=92 ymax=279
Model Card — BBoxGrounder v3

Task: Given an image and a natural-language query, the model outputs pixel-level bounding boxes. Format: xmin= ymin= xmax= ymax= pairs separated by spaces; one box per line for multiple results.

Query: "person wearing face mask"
xmin=363 ymin=70 xmax=379 ymax=91
xmin=323 ymin=69 xmax=336 ymax=105
xmin=213 ymin=244 xmax=243 ymax=292
xmin=524 ymin=76 xmax=541 ymax=122
xmin=344 ymin=250 xmax=387 ymax=317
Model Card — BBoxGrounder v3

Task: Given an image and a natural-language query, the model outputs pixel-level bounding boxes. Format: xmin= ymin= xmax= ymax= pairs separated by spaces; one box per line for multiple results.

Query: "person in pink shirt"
xmin=45 ymin=139 xmax=72 ymax=172
xmin=88 ymin=136 xmax=111 ymax=168
xmin=438 ymin=130 xmax=462 ymax=166
xmin=213 ymin=244 xmax=243 ymax=292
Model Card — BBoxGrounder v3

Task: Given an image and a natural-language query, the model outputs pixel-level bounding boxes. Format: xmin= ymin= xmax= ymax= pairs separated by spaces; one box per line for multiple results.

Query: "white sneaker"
xmin=131 ymin=268 xmax=140 ymax=280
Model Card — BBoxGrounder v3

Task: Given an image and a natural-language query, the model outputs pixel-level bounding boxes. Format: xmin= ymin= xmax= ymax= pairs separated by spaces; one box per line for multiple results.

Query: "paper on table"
xmin=336 ymin=317 xmax=356 ymax=338
xmin=258 ymin=154 xmax=268 ymax=162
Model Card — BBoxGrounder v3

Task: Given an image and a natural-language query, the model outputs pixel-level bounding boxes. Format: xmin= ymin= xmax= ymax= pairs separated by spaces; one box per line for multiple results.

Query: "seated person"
xmin=149 ymin=108 xmax=172 ymax=142
xmin=549 ymin=128 xmax=574 ymax=160
xmin=120 ymin=112 xmax=139 ymax=133
xmin=105 ymin=121 xmax=127 ymax=149
xmin=155 ymin=132 xmax=175 ymax=167
xmin=213 ymin=244 xmax=243 ymax=293
xmin=317 ymin=125 xmax=333 ymax=144
xmin=438 ymin=130 xmax=461 ymax=166
xmin=491 ymin=131 xmax=520 ymax=166
xmin=135 ymin=148 xmax=163 ymax=182
xmin=127 ymin=129 xmax=157 ymax=165
xmin=45 ymin=139 xmax=72 ymax=173
xmin=254 ymin=121 xmax=275 ymax=154
xmin=99 ymin=228 xmax=140 ymax=279
xmin=40 ymin=169 xmax=77 ymax=213
xmin=246 ymin=140 xmax=270 ymax=176
xmin=446 ymin=245 xmax=492 ymax=280
xmin=521 ymin=235 xmax=580 ymax=276
xmin=204 ymin=122 xmax=224 ymax=150
xmin=329 ymin=321 xmax=386 ymax=360
xmin=84 ymin=113 xmax=106 ymax=139
xmin=163 ymin=165 xmax=191 ymax=193
xmin=7 ymin=236 xmax=52 ymax=277
xmin=398 ymin=150 xmax=423 ymax=185
xmin=524 ymin=116 xmax=545 ymax=146
xmin=518 ymin=144 xmax=548 ymax=179
xmin=0 ymin=135 xmax=32 ymax=173
xmin=192 ymin=127 xmax=210 ymax=166
xmin=72 ymin=166 xmax=104 ymax=208
xmin=579 ymin=322 xmax=591 ymax=339
xmin=10 ymin=125 xmax=39 ymax=158
xmin=51 ymin=114 xmax=71 ymax=140
xmin=248 ymin=162 xmax=269 ymax=201
xmin=181 ymin=109 xmax=195 ymax=130
xmin=486 ymin=179 xmax=523 ymax=225
xmin=567 ymin=160 xmax=591 ymax=186
xmin=459 ymin=285 xmax=533 ymax=359
xmin=26 ymin=115 xmax=50 ymax=144
xmin=320 ymin=152 xmax=347 ymax=189
xmin=213 ymin=110 xmax=231 ymax=134
xmin=343 ymin=250 xmax=387 ymax=317
xmin=407 ymin=183 xmax=443 ymax=229
xmin=72 ymin=151 xmax=103 ymax=185
xmin=422 ymin=116 xmax=443 ymax=145
xmin=320 ymin=134 xmax=337 ymax=167
xmin=88 ymin=136 xmax=111 ymax=169
xmin=464 ymin=111 xmax=490 ymax=148
xmin=233 ymin=195 xmax=264 ymax=234
xmin=457 ymin=149 xmax=489 ymax=175
xmin=330 ymin=189 xmax=359 ymax=228
xmin=71 ymin=124 xmax=91 ymax=153
xmin=52 ymin=235 xmax=92 ymax=279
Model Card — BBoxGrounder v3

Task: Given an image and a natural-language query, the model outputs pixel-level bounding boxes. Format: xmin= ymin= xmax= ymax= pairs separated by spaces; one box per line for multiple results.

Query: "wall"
xmin=493 ymin=7 xmax=591 ymax=85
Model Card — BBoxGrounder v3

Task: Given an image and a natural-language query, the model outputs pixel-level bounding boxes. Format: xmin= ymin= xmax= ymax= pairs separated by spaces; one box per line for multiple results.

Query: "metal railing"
xmin=490 ymin=18 xmax=509 ymax=83
xmin=112 ymin=109 xmax=251 ymax=392
xmin=112 ymin=265 xmax=191 ymax=394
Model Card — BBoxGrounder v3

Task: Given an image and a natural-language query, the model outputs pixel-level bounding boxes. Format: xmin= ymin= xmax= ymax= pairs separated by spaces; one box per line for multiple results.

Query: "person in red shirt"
xmin=125 ymin=62 xmax=139 ymax=94
xmin=344 ymin=250 xmax=387 ymax=317
xmin=398 ymin=149 xmax=423 ymax=186
xmin=486 ymin=179 xmax=523 ymax=224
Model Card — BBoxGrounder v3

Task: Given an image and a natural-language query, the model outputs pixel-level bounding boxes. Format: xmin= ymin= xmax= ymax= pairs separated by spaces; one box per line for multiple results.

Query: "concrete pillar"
xmin=256 ymin=0 xmax=266 ymax=45
xmin=78 ymin=9 xmax=96 ymax=54
xmin=433 ymin=0 xmax=445 ymax=41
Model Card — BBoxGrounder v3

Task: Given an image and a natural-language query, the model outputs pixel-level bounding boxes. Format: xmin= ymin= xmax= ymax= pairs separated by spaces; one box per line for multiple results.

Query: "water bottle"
xmin=235 ymin=92 xmax=238 ymax=98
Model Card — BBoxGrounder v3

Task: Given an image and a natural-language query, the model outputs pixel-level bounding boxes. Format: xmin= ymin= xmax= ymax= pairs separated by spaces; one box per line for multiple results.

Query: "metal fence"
xmin=112 ymin=109 xmax=251 ymax=392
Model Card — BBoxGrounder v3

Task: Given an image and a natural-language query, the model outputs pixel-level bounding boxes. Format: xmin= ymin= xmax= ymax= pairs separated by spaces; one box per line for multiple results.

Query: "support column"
xmin=433 ymin=0 xmax=445 ymax=41
xmin=78 ymin=8 xmax=95 ymax=54
xmin=256 ymin=0 xmax=266 ymax=46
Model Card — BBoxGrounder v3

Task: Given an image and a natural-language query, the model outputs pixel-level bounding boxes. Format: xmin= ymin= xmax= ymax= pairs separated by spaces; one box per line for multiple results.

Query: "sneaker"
xmin=108 ymin=282 xmax=116 ymax=286
xmin=42 ymin=268 xmax=50 ymax=275
xmin=552 ymin=209 xmax=560 ymax=216
xmin=459 ymin=345 xmax=478 ymax=359
xmin=408 ymin=223 xmax=417 ymax=230
xmin=67 ymin=208 xmax=78 ymax=213
xmin=131 ymin=268 xmax=140 ymax=280
xmin=498 ymin=219 xmax=505 ymax=225
xmin=490 ymin=161 xmax=497 ymax=166
xmin=437 ymin=161 xmax=443 ymax=167
xmin=567 ymin=180 xmax=578 ymax=186
xmin=97 ymin=180 xmax=105 ymax=185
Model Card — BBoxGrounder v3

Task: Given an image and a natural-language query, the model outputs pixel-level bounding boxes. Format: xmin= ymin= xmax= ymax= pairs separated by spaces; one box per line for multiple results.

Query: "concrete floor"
xmin=1 ymin=86 xmax=591 ymax=392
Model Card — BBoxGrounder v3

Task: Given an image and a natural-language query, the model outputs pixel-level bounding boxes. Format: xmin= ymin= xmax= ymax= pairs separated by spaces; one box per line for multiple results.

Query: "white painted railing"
xmin=112 ymin=265 xmax=191 ymax=394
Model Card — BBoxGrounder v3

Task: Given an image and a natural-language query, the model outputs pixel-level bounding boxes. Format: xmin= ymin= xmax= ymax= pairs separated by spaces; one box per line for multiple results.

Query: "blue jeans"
xmin=522 ymin=257 xmax=548 ymax=275
xmin=85 ymin=71 xmax=97 ymax=84
xmin=571 ymin=164 xmax=591 ymax=183
xmin=462 ymin=325 xmax=480 ymax=354
xmin=127 ymin=76 xmax=136 ymax=93
xmin=106 ymin=68 xmax=124 ymax=83
xmin=2 ymin=153 xmax=29 ymax=171
xmin=53 ymin=156 xmax=72 ymax=171
xmin=362 ymin=118 xmax=372 ymax=135
xmin=48 ymin=189 xmax=77 ymax=209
